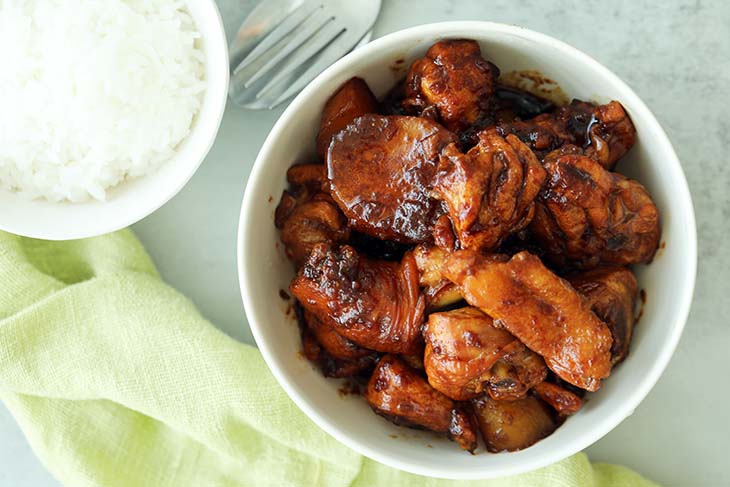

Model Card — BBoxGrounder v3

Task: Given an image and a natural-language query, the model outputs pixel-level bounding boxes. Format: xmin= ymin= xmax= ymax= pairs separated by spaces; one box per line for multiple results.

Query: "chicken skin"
xmin=432 ymin=130 xmax=546 ymax=251
xmin=472 ymin=394 xmax=556 ymax=452
xmin=327 ymin=114 xmax=457 ymax=243
xmin=365 ymin=355 xmax=478 ymax=452
xmin=290 ymin=244 xmax=425 ymax=354
xmin=404 ymin=39 xmax=497 ymax=131
xmin=316 ymin=77 xmax=378 ymax=159
xmin=443 ymin=250 xmax=613 ymax=391
xmin=568 ymin=267 xmax=638 ymax=364
xmin=300 ymin=327 xmax=377 ymax=378
xmin=530 ymin=154 xmax=660 ymax=269
xmin=583 ymin=101 xmax=636 ymax=170
xmin=424 ymin=307 xmax=547 ymax=401
xmin=274 ymin=164 xmax=349 ymax=267
xmin=279 ymin=198 xmax=350 ymax=266
xmin=497 ymin=100 xmax=636 ymax=168
xmin=533 ymin=381 xmax=583 ymax=416
xmin=413 ymin=243 xmax=463 ymax=310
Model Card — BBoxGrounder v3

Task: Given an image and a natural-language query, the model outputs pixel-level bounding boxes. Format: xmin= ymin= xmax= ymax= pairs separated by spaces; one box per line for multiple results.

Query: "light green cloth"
xmin=0 ymin=230 xmax=658 ymax=487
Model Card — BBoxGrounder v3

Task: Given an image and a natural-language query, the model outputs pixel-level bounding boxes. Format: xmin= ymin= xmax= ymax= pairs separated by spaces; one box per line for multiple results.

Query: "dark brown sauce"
xmin=268 ymin=195 xmax=273 ymax=203
xmin=389 ymin=57 xmax=408 ymax=76
xmin=279 ymin=289 xmax=291 ymax=301
xmin=338 ymin=379 xmax=361 ymax=398
xmin=499 ymin=70 xmax=569 ymax=106
xmin=635 ymin=289 xmax=647 ymax=325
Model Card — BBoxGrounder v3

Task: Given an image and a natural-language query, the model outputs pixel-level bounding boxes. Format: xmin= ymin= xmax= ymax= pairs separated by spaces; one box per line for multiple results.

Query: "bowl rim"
xmin=237 ymin=20 xmax=697 ymax=479
xmin=0 ymin=0 xmax=229 ymax=241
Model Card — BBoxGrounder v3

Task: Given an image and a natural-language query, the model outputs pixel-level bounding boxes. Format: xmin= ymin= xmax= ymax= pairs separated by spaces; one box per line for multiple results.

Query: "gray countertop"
xmin=2 ymin=1 xmax=728 ymax=485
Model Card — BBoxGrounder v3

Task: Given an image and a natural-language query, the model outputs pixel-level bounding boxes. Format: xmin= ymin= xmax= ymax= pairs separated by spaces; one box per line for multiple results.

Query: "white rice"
xmin=0 ymin=0 xmax=206 ymax=202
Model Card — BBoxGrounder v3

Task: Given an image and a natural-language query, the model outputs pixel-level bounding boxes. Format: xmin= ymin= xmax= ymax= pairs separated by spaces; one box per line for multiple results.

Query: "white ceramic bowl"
xmin=0 ymin=0 xmax=228 ymax=241
xmin=238 ymin=22 xmax=697 ymax=479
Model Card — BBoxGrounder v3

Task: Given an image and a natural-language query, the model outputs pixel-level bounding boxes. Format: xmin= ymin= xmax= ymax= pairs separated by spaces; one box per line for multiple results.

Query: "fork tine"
xmin=244 ymin=11 xmax=333 ymax=88
xmin=266 ymin=38 xmax=350 ymax=108
xmin=233 ymin=1 xmax=322 ymax=76
xmin=255 ymin=22 xmax=345 ymax=98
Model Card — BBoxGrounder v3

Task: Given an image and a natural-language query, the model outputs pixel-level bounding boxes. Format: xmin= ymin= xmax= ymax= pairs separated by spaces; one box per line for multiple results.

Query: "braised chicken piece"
xmin=568 ymin=267 xmax=638 ymax=364
xmin=278 ymin=198 xmax=350 ymax=267
xmin=533 ymin=382 xmax=583 ymax=416
xmin=443 ymin=250 xmax=613 ymax=391
xmin=303 ymin=310 xmax=374 ymax=361
xmin=274 ymin=163 xmax=350 ymax=267
xmin=404 ymin=39 xmax=497 ymax=131
xmin=286 ymin=164 xmax=327 ymax=193
xmin=413 ymin=243 xmax=463 ymax=310
xmin=433 ymin=130 xmax=546 ymax=251
xmin=274 ymin=164 xmax=327 ymax=229
xmin=472 ymin=394 xmax=556 ymax=452
xmin=530 ymin=154 xmax=660 ymax=269
xmin=290 ymin=243 xmax=425 ymax=354
xmin=424 ymin=307 xmax=547 ymax=401
xmin=583 ymin=101 xmax=636 ymax=170
xmin=300 ymin=327 xmax=376 ymax=378
xmin=365 ymin=355 xmax=478 ymax=452
xmin=487 ymin=348 xmax=548 ymax=401
xmin=497 ymin=113 xmax=575 ymax=160
xmin=497 ymin=100 xmax=635 ymax=168
xmin=327 ymin=114 xmax=457 ymax=243
xmin=316 ymin=77 xmax=378 ymax=159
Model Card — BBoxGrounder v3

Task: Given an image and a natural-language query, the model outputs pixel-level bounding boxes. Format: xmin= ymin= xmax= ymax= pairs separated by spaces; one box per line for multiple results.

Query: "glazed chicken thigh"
xmin=432 ymin=130 xmax=546 ymax=251
xmin=443 ymin=250 xmax=613 ymax=391
xmin=424 ymin=307 xmax=547 ymax=401
xmin=365 ymin=355 xmax=478 ymax=452
xmin=290 ymin=243 xmax=425 ymax=354
xmin=567 ymin=266 xmax=638 ymax=364
xmin=530 ymin=154 xmax=660 ymax=268
xmin=404 ymin=39 xmax=497 ymax=131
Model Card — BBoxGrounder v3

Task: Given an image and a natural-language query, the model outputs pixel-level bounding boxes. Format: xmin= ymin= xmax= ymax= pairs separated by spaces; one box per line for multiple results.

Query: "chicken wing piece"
xmin=432 ymin=130 xmax=546 ymax=251
xmin=403 ymin=39 xmax=497 ymax=131
xmin=316 ymin=77 xmax=378 ymax=159
xmin=533 ymin=382 xmax=583 ymax=416
xmin=365 ymin=355 xmax=478 ymax=452
xmin=443 ymin=250 xmax=613 ymax=391
xmin=278 ymin=198 xmax=350 ymax=267
xmin=290 ymin=243 xmax=425 ymax=354
xmin=530 ymin=154 xmax=660 ymax=268
xmin=472 ymin=394 xmax=556 ymax=452
xmin=413 ymin=243 xmax=463 ymax=310
xmin=300 ymin=327 xmax=376 ymax=378
xmin=327 ymin=114 xmax=457 ymax=243
xmin=424 ymin=307 xmax=547 ymax=401
xmin=568 ymin=267 xmax=638 ymax=364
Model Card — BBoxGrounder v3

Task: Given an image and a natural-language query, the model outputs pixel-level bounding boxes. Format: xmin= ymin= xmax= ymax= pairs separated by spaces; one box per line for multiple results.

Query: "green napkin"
xmin=0 ymin=230 xmax=657 ymax=487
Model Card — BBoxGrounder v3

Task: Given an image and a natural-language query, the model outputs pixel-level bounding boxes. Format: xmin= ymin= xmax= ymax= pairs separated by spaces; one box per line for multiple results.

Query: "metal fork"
xmin=228 ymin=0 xmax=382 ymax=109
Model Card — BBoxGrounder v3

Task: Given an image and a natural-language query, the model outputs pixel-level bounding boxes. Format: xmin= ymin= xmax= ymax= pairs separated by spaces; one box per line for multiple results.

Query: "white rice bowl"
xmin=0 ymin=0 xmax=207 ymax=202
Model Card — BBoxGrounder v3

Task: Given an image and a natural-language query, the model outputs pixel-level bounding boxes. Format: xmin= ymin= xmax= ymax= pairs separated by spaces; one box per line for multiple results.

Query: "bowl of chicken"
xmin=237 ymin=21 xmax=696 ymax=479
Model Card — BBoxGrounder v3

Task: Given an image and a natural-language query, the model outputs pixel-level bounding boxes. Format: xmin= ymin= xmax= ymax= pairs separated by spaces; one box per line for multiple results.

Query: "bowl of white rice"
xmin=0 ymin=0 xmax=228 ymax=240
